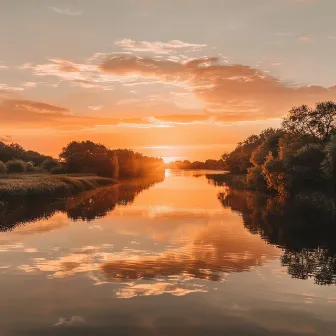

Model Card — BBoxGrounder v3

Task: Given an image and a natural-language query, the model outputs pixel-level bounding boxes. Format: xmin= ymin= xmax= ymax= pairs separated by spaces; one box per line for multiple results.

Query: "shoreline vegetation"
xmin=0 ymin=174 xmax=164 ymax=231
xmin=220 ymin=101 xmax=336 ymax=202
xmin=165 ymin=159 xmax=224 ymax=170
xmin=0 ymin=140 xmax=164 ymax=199
xmin=0 ymin=174 xmax=116 ymax=199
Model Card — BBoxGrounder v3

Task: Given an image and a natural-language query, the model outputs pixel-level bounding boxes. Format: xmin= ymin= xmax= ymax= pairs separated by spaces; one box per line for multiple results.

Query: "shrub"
xmin=0 ymin=161 xmax=7 ymax=174
xmin=41 ymin=158 xmax=59 ymax=172
xmin=6 ymin=160 xmax=26 ymax=173
xmin=246 ymin=166 xmax=267 ymax=191
xmin=51 ymin=166 xmax=67 ymax=175
xmin=30 ymin=166 xmax=44 ymax=173
xmin=25 ymin=162 xmax=35 ymax=172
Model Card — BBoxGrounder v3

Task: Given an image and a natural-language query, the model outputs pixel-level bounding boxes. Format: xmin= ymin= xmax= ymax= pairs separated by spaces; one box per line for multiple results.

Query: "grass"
xmin=0 ymin=173 xmax=117 ymax=198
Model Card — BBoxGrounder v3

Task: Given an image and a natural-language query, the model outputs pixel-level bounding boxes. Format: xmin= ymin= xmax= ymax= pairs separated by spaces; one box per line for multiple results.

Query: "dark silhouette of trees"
xmin=282 ymin=101 xmax=336 ymax=141
xmin=41 ymin=158 xmax=59 ymax=172
xmin=166 ymin=158 xmax=224 ymax=170
xmin=222 ymin=102 xmax=336 ymax=196
xmin=60 ymin=141 xmax=119 ymax=178
xmin=60 ymin=141 xmax=164 ymax=179
xmin=0 ymin=142 xmax=52 ymax=166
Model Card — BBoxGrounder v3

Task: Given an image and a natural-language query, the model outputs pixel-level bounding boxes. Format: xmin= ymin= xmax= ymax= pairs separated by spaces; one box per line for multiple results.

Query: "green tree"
xmin=41 ymin=158 xmax=59 ymax=172
xmin=282 ymin=101 xmax=336 ymax=141
xmin=60 ymin=141 xmax=119 ymax=179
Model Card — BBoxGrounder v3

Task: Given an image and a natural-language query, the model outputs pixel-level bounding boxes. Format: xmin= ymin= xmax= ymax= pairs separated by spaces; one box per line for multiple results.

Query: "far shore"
xmin=0 ymin=173 xmax=117 ymax=199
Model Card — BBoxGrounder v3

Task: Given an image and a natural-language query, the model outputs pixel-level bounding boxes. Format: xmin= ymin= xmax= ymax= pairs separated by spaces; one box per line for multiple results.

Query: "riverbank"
xmin=0 ymin=174 xmax=116 ymax=198
xmin=206 ymin=173 xmax=247 ymax=189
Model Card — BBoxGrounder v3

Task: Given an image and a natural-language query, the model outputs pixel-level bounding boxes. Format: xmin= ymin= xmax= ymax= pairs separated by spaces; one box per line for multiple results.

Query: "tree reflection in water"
xmin=207 ymin=174 xmax=336 ymax=285
xmin=0 ymin=174 xmax=164 ymax=231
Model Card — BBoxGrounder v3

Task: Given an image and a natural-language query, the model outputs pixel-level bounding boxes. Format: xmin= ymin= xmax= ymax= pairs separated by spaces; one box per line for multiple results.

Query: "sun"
xmin=162 ymin=156 xmax=183 ymax=164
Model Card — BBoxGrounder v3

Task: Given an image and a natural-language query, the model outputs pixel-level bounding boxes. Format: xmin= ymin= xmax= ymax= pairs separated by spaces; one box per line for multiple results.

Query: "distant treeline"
xmin=0 ymin=140 xmax=164 ymax=179
xmin=166 ymin=159 xmax=224 ymax=170
xmin=222 ymin=101 xmax=336 ymax=196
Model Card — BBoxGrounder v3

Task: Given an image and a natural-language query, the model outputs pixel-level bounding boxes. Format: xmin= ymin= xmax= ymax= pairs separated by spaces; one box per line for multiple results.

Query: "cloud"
xmin=88 ymin=105 xmax=103 ymax=111
xmin=98 ymin=54 xmax=336 ymax=121
xmin=51 ymin=7 xmax=83 ymax=16
xmin=23 ymin=50 xmax=336 ymax=123
xmin=0 ymin=84 xmax=24 ymax=92
xmin=23 ymin=82 xmax=37 ymax=88
xmin=299 ymin=35 xmax=313 ymax=42
xmin=0 ymin=98 xmax=213 ymax=130
xmin=115 ymin=39 xmax=207 ymax=54
xmin=0 ymin=135 xmax=14 ymax=143
xmin=3 ymin=100 xmax=69 ymax=115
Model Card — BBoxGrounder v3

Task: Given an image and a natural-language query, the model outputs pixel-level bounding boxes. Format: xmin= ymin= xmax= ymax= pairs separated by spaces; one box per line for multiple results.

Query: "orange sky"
xmin=1 ymin=0 xmax=336 ymax=161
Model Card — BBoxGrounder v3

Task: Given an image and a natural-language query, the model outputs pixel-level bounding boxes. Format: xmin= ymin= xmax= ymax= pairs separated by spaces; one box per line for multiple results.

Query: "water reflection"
xmin=207 ymin=174 xmax=336 ymax=285
xmin=0 ymin=174 xmax=164 ymax=231
xmin=1 ymin=171 xmax=336 ymax=335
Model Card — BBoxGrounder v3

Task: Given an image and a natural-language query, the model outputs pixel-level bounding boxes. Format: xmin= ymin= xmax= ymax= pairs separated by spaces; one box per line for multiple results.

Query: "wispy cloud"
xmin=0 ymin=135 xmax=14 ymax=143
xmin=88 ymin=105 xmax=103 ymax=111
xmin=115 ymin=39 xmax=207 ymax=54
xmin=21 ymin=43 xmax=336 ymax=123
xmin=51 ymin=6 xmax=83 ymax=16
xmin=299 ymin=35 xmax=313 ymax=42
xmin=23 ymin=82 xmax=37 ymax=88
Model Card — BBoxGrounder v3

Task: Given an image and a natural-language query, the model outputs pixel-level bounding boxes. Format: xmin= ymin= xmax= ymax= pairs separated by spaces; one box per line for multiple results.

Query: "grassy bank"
xmin=0 ymin=174 xmax=116 ymax=198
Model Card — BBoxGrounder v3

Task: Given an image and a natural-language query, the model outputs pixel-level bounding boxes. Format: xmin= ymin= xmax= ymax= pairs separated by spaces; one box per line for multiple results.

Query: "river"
xmin=0 ymin=170 xmax=335 ymax=335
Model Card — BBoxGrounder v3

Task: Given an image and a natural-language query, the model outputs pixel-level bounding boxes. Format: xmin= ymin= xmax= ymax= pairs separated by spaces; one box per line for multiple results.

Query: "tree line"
xmin=166 ymin=159 xmax=224 ymax=170
xmin=222 ymin=101 xmax=336 ymax=196
xmin=0 ymin=140 xmax=164 ymax=179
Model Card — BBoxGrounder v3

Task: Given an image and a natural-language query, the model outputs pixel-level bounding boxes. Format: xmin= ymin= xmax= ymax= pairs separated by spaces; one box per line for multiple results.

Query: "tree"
xmin=41 ymin=158 xmax=59 ymax=172
xmin=282 ymin=101 xmax=336 ymax=141
xmin=60 ymin=141 xmax=119 ymax=178
xmin=0 ymin=161 xmax=7 ymax=174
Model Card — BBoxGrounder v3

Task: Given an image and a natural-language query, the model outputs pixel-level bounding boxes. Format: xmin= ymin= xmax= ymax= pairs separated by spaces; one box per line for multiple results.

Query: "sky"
xmin=1 ymin=0 xmax=336 ymax=162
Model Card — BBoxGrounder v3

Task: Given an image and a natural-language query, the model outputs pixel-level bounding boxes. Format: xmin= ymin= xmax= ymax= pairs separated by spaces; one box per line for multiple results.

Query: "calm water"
xmin=0 ymin=170 xmax=335 ymax=336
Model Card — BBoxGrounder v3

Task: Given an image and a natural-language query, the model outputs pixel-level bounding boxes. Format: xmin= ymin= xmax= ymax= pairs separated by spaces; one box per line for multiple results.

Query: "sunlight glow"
xmin=162 ymin=156 xmax=184 ymax=163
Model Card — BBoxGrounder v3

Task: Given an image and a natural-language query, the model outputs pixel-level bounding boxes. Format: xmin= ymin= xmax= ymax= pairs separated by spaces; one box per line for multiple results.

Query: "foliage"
xmin=60 ymin=141 xmax=119 ymax=178
xmin=222 ymin=128 xmax=279 ymax=174
xmin=222 ymin=101 xmax=336 ymax=196
xmin=0 ymin=161 xmax=7 ymax=174
xmin=0 ymin=174 xmax=116 ymax=198
xmin=50 ymin=166 xmax=67 ymax=175
xmin=60 ymin=141 xmax=163 ymax=179
xmin=167 ymin=158 xmax=224 ymax=170
xmin=41 ymin=158 xmax=59 ymax=172
xmin=282 ymin=101 xmax=336 ymax=141
xmin=0 ymin=142 xmax=52 ymax=165
xmin=6 ymin=160 xmax=26 ymax=173
xmin=25 ymin=162 xmax=35 ymax=172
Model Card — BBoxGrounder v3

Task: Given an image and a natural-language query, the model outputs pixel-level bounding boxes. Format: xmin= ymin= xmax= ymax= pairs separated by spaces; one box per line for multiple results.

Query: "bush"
xmin=30 ymin=166 xmax=44 ymax=173
xmin=6 ymin=160 xmax=26 ymax=173
xmin=25 ymin=162 xmax=35 ymax=172
xmin=0 ymin=161 xmax=7 ymax=174
xmin=51 ymin=166 xmax=67 ymax=175
xmin=41 ymin=158 xmax=59 ymax=172
xmin=246 ymin=166 xmax=267 ymax=191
